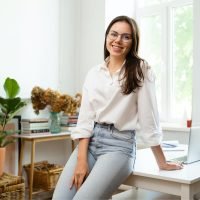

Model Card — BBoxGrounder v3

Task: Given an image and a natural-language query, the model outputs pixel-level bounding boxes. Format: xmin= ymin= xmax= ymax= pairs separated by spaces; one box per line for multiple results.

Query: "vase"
xmin=49 ymin=112 xmax=61 ymax=133
xmin=0 ymin=147 xmax=6 ymax=177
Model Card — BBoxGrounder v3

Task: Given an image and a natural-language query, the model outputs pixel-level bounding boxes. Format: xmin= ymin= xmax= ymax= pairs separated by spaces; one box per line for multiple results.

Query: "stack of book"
xmin=21 ymin=118 xmax=49 ymax=134
xmin=60 ymin=113 xmax=78 ymax=132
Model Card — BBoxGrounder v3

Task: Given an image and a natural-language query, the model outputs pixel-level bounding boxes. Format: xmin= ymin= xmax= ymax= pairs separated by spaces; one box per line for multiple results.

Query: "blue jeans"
xmin=53 ymin=123 xmax=136 ymax=200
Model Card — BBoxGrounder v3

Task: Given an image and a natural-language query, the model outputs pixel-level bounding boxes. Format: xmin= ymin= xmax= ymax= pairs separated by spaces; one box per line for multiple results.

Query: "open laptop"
xmin=170 ymin=126 xmax=200 ymax=164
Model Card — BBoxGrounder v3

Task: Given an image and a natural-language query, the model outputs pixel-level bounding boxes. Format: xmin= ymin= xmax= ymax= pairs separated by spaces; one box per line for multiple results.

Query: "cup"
xmin=187 ymin=119 xmax=192 ymax=128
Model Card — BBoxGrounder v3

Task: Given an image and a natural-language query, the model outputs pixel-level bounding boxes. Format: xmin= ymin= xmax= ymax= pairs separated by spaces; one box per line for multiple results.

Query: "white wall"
xmin=75 ymin=0 xmax=105 ymax=91
xmin=0 ymin=0 xmax=60 ymax=99
xmin=58 ymin=0 xmax=78 ymax=95
xmin=0 ymin=0 xmax=62 ymax=174
xmin=58 ymin=0 xmax=105 ymax=93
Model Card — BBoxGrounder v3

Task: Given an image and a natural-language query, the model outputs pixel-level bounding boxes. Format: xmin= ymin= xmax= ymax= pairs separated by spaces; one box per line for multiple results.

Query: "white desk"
xmin=124 ymin=146 xmax=200 ymax=200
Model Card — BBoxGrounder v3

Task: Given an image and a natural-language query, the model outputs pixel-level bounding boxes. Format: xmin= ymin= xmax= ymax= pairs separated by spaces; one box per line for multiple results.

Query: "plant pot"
xmin=0 ymin=147 xmax=6 ymax=177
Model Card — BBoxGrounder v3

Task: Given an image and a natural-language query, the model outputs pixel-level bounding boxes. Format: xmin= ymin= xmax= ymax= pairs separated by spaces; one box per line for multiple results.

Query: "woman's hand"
xmin=70 ymin=159 xmax=89 ymax=190
xmin=151 ymin=145 xmax=184 ymax=171
xmin=158 ymin=161 xmax=183 ymax=170
xmin=70 ymin=138 xmax=90 ymax=190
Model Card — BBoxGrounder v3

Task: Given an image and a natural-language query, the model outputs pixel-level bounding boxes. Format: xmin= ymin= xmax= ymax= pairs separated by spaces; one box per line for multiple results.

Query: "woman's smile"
xmin=111 ymin=44 xmax=123 ymax=52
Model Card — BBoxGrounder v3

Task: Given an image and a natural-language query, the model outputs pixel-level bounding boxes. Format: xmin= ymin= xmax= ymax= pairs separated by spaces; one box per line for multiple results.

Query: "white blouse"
xmin=71 ymin=59 xmax=162 ymax=146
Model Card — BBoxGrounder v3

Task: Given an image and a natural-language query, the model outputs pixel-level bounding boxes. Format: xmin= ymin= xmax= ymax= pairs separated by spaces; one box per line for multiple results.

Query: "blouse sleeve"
xmin=71 ymin=73 xmax=95 ymax=140
xmin=137 ymin=62 xmax=163 ymax=147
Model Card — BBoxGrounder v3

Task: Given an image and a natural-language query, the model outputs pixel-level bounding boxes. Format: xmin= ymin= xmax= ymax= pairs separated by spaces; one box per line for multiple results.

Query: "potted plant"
xmin=0 ymin=77 xmax=27 ymax=176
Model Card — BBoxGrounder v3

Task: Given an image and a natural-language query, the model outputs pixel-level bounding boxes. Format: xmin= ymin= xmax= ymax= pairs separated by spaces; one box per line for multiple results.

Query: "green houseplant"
xmin=0 ymin=77 xmax=26 ymax=176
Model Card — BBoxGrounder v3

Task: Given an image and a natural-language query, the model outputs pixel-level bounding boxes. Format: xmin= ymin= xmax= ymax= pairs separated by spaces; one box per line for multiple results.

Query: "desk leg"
xmin=29 ymin=140 xmax=36 ymax=200
xmin=71 ymin=140 xmax=75 ymax=151
xmin=18 ymin=139 xmax=25 ymax=176
xmin=181 ymin=184 xmax=193 ymax=200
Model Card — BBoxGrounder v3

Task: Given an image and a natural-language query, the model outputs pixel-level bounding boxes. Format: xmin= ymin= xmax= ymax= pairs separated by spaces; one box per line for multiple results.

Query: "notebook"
xmin=170 ymin=126 xmax=200 ymax=164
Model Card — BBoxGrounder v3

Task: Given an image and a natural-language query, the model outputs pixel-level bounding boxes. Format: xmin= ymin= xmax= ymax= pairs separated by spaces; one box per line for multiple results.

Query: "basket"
xmin=0 ymin=173 xmax=25 ymax=200
xmin=24 ymin=160 xmax=63 ymax=191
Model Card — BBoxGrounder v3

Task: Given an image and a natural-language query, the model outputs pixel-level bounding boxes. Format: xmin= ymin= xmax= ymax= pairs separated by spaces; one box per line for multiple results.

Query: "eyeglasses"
xmin=107 ymin=31 xmax=132 ymax=43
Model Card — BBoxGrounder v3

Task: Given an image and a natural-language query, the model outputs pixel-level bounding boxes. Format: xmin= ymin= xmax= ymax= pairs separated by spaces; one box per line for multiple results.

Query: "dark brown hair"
xmin=104 ymin=16 xmax=144 ymax=94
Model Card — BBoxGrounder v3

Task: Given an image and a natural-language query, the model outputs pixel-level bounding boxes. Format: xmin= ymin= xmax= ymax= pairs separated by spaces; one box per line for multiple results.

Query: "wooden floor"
xmin=25 ymin=186 xmax=200 ymax=200
xmin=25 ymin=189 xmax=53 ymax=200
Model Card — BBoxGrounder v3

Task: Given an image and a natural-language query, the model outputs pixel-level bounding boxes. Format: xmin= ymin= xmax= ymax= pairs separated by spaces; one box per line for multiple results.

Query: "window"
xmin=136 ymin=0 xmax=193 ymax=123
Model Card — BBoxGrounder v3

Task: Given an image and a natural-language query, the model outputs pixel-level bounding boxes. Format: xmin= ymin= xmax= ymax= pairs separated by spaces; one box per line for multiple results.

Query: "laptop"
xmin=170 ymin=126 xmax=200 ymax=164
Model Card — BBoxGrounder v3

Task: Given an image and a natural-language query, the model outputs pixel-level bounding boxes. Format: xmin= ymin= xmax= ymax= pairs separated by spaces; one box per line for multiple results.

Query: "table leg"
xmin=29 ymin=140 xmax=36 ymax=200
xmin=71 ymin=140 xmax=75 ymax=151
xmin=181 ymin=184 xmax=193 ymax=200
xmin=18 ymin=139 xmax=25 ymax=176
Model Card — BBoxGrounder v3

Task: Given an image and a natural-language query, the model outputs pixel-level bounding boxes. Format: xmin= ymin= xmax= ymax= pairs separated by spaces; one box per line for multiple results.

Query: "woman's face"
xmin=106 ymin=21 xmax=132 ymax=60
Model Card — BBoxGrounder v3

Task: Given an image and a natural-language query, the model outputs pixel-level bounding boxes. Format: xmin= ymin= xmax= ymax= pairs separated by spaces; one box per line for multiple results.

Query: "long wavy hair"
xmin=104 ymin=16 xmax=144 ymax=94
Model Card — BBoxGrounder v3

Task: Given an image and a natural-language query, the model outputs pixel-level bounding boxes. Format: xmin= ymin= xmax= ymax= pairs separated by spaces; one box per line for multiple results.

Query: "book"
xmin=21 ymin=122 xmax=49 ymax=129
xmin=22 ymin=129 xmax=50 ymax=134
xmin=21 ymin=118 xmax=48 ymax=123
xmin=22 ymin=127 xmax=50 ymax=131
xmin=22 ymin=128 xmax=49 ymax=133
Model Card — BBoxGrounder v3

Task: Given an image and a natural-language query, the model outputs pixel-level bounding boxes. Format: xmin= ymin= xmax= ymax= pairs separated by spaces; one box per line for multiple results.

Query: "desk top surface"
xmin=13 ymin=131 xmax=71 ymax=139
xmin=134 ymin=146 xmax=200 ymax=184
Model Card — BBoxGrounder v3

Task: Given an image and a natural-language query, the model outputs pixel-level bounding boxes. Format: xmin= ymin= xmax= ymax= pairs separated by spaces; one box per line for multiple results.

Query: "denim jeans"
xmin=52 ymin=123 xmax=136 ymax=200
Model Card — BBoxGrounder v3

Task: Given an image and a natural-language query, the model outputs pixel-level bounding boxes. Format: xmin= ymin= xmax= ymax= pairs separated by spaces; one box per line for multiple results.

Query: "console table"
xmin=13 ymin=132 xmax=74 ymax=200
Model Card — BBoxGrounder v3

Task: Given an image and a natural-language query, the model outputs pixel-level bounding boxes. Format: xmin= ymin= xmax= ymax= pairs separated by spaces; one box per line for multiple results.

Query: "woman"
xmin=53 ymin=15 xmax=183 ymax=200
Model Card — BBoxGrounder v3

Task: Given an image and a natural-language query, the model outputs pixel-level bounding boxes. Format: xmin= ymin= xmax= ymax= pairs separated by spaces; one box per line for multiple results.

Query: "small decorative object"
xmin=49 ymin=112 xmax=61 ymax=133
xmin=31 ymin=86 xmax=81 ymax=133
xmin=0 ymin=77 xmax=27 ymax=176
xmin=187 ymin=119 xmax=192 ymax=128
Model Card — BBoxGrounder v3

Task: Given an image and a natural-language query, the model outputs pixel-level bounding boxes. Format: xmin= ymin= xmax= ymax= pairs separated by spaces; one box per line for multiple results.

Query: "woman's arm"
xmin=70 ymin=138 xmax=90 ymax=190
xmin=151 ymin=145 xmax=183 ymax=170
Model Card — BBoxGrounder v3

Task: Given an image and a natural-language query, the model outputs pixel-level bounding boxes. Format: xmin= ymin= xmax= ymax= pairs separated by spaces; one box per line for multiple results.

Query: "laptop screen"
xmin=186 ymin=126 xmax=200 ymax=164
